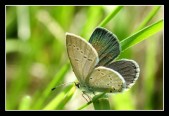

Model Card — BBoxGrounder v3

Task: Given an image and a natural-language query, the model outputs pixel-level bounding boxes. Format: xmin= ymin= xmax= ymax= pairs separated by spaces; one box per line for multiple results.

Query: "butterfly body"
xmin=66 ymin=27 xmax=140 ymax=95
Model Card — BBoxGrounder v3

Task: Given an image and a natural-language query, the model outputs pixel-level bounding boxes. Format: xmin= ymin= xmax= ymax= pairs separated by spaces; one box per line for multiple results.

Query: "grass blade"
xmin=136 ymin=6 xmax=161 ymax=31
xmin=32 ymin=62 xmax=70 ymax=109
xmin=98 ymin=6 xmax=123 ymax=27
xmin=16 ymin=6 xmax=30 ymax=40
xmin=77 ymin=101 xmax=92 ymax=110
xmin=43 ymin=84 xmax=75 ymax=110
xmin=36 ymin=10 xmax=65 ymax=44
xmin=56 ymin=85 xmax=76 ymax=109
xmin=81 ymin=6 xmax=103 ymax=40
xmin=18 ymin=96 xmax=31 ymax=110
xmin=120 ymin=19 xmax=163 ymax=51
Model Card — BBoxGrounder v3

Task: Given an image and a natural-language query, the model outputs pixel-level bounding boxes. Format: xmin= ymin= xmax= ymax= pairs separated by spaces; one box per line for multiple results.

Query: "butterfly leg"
xmin=82 ymin=91 xmax=92 ymax=102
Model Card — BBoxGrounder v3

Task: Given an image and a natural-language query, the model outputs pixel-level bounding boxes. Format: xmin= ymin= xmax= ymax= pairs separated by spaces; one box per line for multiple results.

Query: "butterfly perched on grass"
xmin=66 ymin=27 xmax=140 ymax=96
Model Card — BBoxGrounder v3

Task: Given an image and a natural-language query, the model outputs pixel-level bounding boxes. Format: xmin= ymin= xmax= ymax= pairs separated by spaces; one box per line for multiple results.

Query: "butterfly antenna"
xmin=51 ymin=82 xmax=75 ymax=91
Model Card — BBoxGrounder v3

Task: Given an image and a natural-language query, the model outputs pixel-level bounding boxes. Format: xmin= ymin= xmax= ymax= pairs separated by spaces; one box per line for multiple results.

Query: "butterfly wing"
xmin=106 ymin=59 xmax=140 ymax=88
xmin=89 ymin=27 xmax=121 ymax=66
xmin=66 ymin=33 xmax=99 ymax=85
xmin=87 ymin=66 xmax=126 ymax=93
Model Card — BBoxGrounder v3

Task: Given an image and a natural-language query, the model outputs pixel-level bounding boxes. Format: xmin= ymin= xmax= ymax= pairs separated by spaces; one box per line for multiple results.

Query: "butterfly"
xmin=66 ymin=27 xmax=140 ymax=96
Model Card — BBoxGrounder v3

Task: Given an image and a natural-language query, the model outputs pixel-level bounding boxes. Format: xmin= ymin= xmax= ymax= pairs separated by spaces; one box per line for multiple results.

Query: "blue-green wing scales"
xmin=89 ymin=27 xmax=121 ymax=66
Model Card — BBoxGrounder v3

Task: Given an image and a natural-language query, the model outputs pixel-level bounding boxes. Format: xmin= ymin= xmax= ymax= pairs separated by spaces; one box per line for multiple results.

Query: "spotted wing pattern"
xmin=66 ymin=33 xmax=99 ymax=85
xmin=87 ymin=66 xmax=126 ymax=93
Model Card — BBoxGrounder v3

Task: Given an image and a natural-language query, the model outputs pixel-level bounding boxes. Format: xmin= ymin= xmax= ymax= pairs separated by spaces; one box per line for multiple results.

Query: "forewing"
xmin=66 ymin=33 xmax=99 ymax=84
xmin=89 ymin=27 xmax=121 ymax=66
xmin=106 ymin=59 xmax=140 ymax=88
xmin=87 ymin=66 xmax=126 ymax=93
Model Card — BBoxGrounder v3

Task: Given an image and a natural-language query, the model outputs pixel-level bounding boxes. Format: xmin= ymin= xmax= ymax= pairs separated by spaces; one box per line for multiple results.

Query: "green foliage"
xmin=6 ymin=6 xmax=163 ymax=110
xmin=19 ymin=96 xmax=31 ymax=110
xmin=43 ymin=84 xmax=75 ymax=110
xmin=121 ymin=19 xmax=163 ymax=51
xmin=98 ymin=6 xmax=123 ymax=27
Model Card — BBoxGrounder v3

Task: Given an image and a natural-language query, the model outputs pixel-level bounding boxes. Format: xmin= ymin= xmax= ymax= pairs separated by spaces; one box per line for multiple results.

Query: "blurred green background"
xmin=6 ymin=6 xmax=163 ymax=110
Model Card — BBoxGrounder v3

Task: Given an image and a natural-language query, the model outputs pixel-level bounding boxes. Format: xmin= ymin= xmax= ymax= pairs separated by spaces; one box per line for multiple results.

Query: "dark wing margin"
xmin=89 ymin=27 xmax=121 ymax=66
xmin=106 ymin=59 xmax=140 ymax=88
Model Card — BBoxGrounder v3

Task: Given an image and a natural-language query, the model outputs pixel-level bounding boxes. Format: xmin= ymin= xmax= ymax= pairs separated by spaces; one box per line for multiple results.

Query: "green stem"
xmin=77 ymin=92 xmax=106 ymax=110
xmin=77 ymin=101 xmax=93 ymax=110
xmin=93 ymin=94 xmax=110 ymax=110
